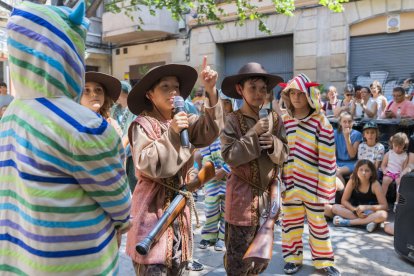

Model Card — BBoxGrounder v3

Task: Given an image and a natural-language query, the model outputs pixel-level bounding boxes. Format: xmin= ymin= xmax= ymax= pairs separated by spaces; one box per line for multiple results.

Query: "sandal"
xmin=333 ymin=215 xmax=351 ymax=227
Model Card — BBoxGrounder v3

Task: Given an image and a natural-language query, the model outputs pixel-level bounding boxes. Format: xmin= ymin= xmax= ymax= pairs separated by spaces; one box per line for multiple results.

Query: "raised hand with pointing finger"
xmin=200 ymin=56 xmax=219 ymax=106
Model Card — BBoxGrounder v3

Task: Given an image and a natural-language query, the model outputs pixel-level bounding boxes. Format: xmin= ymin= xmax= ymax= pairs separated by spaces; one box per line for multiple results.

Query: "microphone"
xmin=259 ymin=108 xmax=269 ymax=120
xmin=173 ymin=96 xmax=190 ymax=148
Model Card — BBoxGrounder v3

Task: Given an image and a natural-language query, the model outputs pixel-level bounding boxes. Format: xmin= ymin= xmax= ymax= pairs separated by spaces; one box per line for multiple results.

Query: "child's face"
xmin=393 ymin=143 xmax=404 ymax=154
xmin=340 ymin=115 xmax=353 ymax=129
xmin=222 ymin=99 xmax=233 ymax=114
xmin=147 ymin=76 xmax=180 ymax=114
xmin=357 ymin=164 xmax=372 ymax=180
xmin=363 ymin=129 xmax=377 ymax=145
xmin=237 ymin=79 xmax=267 ymax=108
xmin=81 ymin=82 xmax=105 ymax=113
xmin=289 ymin=89 xmax=309 ymax=110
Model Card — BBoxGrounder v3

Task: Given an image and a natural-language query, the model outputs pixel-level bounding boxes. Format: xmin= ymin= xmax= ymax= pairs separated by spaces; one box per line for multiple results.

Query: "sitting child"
xmin=358 ymin=122 xmax=385 ymax=170
xmin=335 ymin=111 xmax=363 ymax=187
xmin=381 ymin=132 xmax=409 ymax=210
xmin=332 ymin=159 xmax=388 ymax=232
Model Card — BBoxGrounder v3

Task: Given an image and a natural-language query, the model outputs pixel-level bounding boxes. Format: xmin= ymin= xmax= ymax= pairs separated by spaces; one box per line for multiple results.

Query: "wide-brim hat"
xmin=221 ymin=62 xmax=283 ymax=99
xmin=128 ymin=64 xmax=198 ymax=116
xmin=85 ymin=72 xmax=121 ymax=101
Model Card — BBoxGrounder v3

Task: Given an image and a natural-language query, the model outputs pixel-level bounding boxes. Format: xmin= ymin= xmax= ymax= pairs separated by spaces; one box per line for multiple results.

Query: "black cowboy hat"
xmin=221 ymin=62 xmax=283 ymax=99
xmin=85 ymin=72 xmax=121 ymax=101
xmin=128 ymin=64 xmax=198 ymax=116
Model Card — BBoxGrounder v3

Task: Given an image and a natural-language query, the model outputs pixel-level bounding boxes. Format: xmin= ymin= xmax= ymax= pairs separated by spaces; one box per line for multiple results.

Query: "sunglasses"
xmin=345 ymin=94 xmax=353 ymax=97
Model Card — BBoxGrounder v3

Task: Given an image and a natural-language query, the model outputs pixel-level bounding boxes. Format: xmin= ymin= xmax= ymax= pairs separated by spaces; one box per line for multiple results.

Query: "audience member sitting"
xmin=382 ymin=86 xmax=414 ymax=119
xmin=322 ymin=85 xmax=339 ymax=116
xmin=351 ymin=85 xmax=364 ymax=118
xmin=358 ymin=87 xmax=377 ymax=119
xmin=381 ymin=132 xmax=409 ymax=211
xmin=358 ymin=122 xmax=384 ymax=170
xmin=333 ymin=84 xmax=354 ymax=117
xmin=335 ymin=111 xmax=363 ymax=187
xmin=331 ymin=159 xmax=388 ymax=233
xmin=370 ymin=80 xmax=388 ymax=119
xmin=399 ymin=133 xmax=414 ymax=177
xmin=402 ymin=78 xmax=414 ymax=102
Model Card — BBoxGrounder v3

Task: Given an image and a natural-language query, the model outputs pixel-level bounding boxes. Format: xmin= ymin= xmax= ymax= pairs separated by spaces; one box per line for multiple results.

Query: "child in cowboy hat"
xmin=279 ymin=74 xmax=340 ymax=275
xmin=125 ymin=59 xmax=224 ymax=275
xmin=81 ymin=72 xmax=123 ymax=136
xmin=220 ymin=62 xmax=288 ymax=275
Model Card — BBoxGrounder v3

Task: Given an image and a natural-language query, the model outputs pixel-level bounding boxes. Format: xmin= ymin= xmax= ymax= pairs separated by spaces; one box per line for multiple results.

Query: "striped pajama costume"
xmin=281 ymin=107 xmax=336 ymax=269
xmin=0 ymin=2 xmax=131 ymax=275
xmin=201 ymin=179 xmax=226 ymax=240
xmin=282 ymin=202 xmax=334 ymax=268
xmin=200 ymin=138 xmax=229 ymax=241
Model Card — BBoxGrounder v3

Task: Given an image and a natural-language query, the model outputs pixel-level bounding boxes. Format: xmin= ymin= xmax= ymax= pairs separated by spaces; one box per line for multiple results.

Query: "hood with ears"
xmin=280 ymin=73 xmax=322 ymax=115
xmin=7 ymin=1 xmax=89 ymax=100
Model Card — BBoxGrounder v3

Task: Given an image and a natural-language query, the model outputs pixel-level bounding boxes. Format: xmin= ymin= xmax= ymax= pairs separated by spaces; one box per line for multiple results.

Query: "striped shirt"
xmin=282 ymin=112 xmax=336 ymax=203
xmin=200 ymin=138 xmax=230 ymax=173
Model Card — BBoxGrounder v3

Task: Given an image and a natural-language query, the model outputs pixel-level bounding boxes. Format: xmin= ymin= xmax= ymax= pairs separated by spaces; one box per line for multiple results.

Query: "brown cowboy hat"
xmin=128 ymin=64 xmax=198 ymax=115
xmin=221 ymin=62 xmax=283 ymax=99
xmin=85 ymin=72 xmax=121 ymax=101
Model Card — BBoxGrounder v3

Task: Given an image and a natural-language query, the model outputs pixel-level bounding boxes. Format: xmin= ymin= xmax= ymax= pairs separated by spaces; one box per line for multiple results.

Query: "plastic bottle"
xmin=396 ymin=107 xmax=401 ymax=119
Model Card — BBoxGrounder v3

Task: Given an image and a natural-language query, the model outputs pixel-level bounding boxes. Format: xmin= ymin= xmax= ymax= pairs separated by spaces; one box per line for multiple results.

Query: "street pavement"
xmin=119 ymin=194 xmax=413 ymax=275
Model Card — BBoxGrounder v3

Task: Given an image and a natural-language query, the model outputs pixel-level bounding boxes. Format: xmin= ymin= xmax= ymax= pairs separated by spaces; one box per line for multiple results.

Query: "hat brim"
xmin=221 ymin=73 xmax=283 ymax=99
xmin=128 ymin=64 xmax=198 ymax=116
xmin=85 ymin=72 xmax=121 ymax=101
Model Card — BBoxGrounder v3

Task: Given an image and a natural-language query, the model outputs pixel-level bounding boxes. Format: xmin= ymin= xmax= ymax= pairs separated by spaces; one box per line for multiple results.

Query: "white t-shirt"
xmin=374 ymin=95 xmax=387 ymax=119
xmin=358 ymin=142 xmax=385 ymax=163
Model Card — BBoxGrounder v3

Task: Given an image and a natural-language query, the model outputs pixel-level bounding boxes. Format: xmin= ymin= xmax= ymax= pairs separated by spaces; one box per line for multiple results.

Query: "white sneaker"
xmin=366 ymin=222 xmax=378 ymax=233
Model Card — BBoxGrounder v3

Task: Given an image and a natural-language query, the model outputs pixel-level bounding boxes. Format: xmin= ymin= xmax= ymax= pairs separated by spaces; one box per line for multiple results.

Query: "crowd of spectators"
xmin=320 ymin=80 xmax=414 ymax=234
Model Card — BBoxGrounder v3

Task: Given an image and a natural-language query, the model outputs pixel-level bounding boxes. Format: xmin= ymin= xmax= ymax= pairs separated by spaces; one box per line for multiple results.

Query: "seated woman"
xmin=381 ymin=86 xmax=414 ymax=119
xmin=81 ymin=72 xmax=123 ymax=136
xmin=332 ymin=159 xmax=388 ymax=232
xmin=370 ymin=80 xmax=387 ymax=119
xmin=333 ymin=85 xmax=355 ymax=117
xmin=335 ymin=111 xmax=363 ymax=187
xmin=358 ymin=87 xmax=377 ymax=119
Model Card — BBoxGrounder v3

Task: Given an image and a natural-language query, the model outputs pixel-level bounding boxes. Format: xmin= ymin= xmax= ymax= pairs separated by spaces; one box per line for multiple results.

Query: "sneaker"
xmin=214 ymin=239 xmax=225 ymax=251
xmin=321 ymin=266 xmax=341 ymax=276
xmin=283 ymin=262 xmax=302 ymax=274
xmin=186 ymin=260 xmax=204 ymax=271
xmin=366 ymin=222 xmax=378 ymax=233
xmin=198 ymin=239 xmax=212 ymax=249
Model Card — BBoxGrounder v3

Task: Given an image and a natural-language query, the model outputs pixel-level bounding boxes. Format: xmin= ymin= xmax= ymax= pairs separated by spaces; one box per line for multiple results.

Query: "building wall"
xmin=110 ymin=0 xmax=414 ymax=90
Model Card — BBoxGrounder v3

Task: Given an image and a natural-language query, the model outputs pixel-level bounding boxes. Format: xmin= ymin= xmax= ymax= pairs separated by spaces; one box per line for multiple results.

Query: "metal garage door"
xmin=349 ymin=31 xmax=414 ymax=97
xmin=223 ymin=35 xmax=293 ymax=92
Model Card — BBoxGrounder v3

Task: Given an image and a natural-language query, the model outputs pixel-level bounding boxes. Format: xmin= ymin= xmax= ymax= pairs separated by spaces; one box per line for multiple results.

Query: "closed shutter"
xmin=350 ymin=31 xmax=414 ymax=91
xmin=223 ymin=35 xmax=293 ymax=93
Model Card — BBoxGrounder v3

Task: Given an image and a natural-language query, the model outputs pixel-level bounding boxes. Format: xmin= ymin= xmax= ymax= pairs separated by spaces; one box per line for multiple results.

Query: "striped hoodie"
xmin=281 ymin=74 xmax=336 ymax=203
xmin=0 ymin=1 xmax=131 ymax=275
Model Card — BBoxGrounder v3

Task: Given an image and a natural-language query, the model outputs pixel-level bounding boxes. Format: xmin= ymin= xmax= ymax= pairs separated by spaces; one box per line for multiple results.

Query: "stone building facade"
xmin=105 ymin=0 xmax=414 ymax=94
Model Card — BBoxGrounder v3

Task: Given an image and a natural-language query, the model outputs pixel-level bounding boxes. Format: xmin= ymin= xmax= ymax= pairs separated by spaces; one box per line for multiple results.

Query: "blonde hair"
xmin=389 ymin=132 xmax=409 ymax=151
xmin=337 ymin=111 xmax=353 ymax=133
xmin=370 ymin=80 xmax=383 ymax=94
